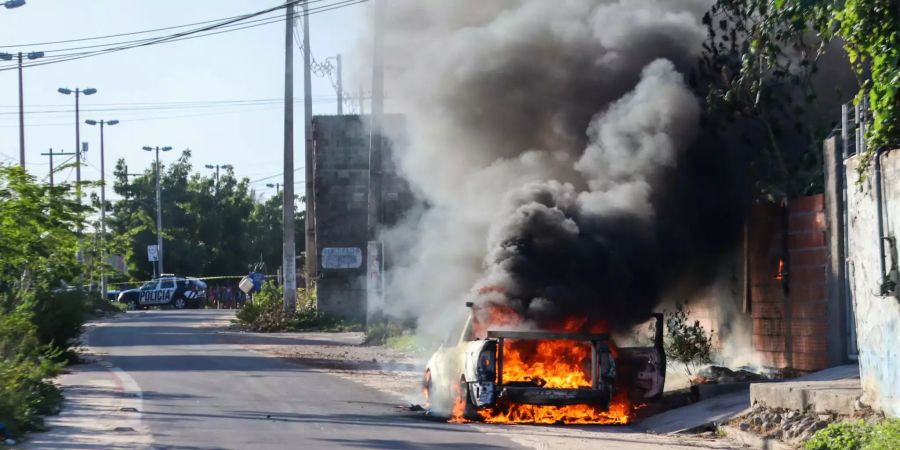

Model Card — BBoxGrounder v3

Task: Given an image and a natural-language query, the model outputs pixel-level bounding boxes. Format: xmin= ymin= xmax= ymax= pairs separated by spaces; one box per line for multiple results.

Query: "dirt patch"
xmin=217 ymin=328 xmax=427 ymax=404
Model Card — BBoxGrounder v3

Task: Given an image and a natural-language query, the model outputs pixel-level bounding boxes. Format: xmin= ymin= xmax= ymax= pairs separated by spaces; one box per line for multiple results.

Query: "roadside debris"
xmin=691 ymin=365 xmax=769 ymax=385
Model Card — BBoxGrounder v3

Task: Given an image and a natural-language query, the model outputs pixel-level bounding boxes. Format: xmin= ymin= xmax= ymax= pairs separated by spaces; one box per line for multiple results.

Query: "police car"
xmin=117 ymin=275 xmax=207 ymax=310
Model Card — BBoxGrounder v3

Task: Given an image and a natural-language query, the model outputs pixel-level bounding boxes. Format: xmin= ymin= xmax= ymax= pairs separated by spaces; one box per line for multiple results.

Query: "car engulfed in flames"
xmin=423 ymin=304 xmax=665 ymax=425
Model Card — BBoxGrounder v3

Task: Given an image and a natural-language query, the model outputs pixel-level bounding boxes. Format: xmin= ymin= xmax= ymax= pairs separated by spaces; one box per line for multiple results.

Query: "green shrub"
xmin=234 ymin=282 xmax=360 ymax=332
xmin=0 ymin=302 xmax=64 ymax=438
xmin=29 ymin=291 xmax=88 ymax=361
xmin=868 ymin=419 xmax=900 ymax=450
xmin=804 ymin=419 xmax=900 ymax=450
xmin=0 ymin=166 xmax=94 ymax=437
xmin=363 ymin=321 xmax=405 ymax=346
xmin=663 ymin=303 xmax=715 ymax=377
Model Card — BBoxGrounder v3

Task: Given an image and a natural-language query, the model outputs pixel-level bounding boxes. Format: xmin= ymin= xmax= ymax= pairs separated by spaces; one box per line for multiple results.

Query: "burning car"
xmin=423 ymin=303 xmax=665 ymax=424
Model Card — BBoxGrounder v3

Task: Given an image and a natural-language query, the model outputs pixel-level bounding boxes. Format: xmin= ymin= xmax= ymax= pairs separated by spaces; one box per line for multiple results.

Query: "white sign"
xmin=147 ymin=245 xmax=159 ymax=262
xmin=321 ymin=247 xmax=363 ymax=269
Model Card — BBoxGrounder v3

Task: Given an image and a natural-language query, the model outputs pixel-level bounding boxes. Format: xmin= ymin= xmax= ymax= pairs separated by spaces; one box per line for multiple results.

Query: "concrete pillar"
xmin=823 ymin=136 xmax=848 ymax=366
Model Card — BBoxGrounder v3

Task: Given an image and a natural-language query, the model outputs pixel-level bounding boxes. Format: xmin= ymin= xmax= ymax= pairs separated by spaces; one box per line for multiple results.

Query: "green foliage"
xmin=234 ymin=282 xmax=360 ymax=332
xmin=0 ymin=165 xmax=93 ymax=437
xmin=703 ymin=0 xmax=900 ymax=185
xmin=109 ymin=151 xmax=305 ymax=280
xmin=833 ymin=0 xmax=900 ymax=175
xmin=804 ymin=419 xmax=900 ymax=450
xmin=663 ymin=304 xmax=715 ymax=377
xmin=698 ymin=0 xmax=834 ymax=201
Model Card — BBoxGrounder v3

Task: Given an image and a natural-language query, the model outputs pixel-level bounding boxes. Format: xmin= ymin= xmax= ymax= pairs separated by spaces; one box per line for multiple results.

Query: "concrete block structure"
xmin=312 ymin=114 xmax=412 ymax=323
xmin=845 ymin=150 xmax=900 ymax=418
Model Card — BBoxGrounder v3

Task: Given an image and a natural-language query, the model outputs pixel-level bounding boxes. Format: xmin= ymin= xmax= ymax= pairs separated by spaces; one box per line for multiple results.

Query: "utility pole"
xmin=142 ymin=146 xmax=172 ymax=276
xmin=0 ymin=51 xmax=43 ymax=167
xmin=17 ymin=53 xmax=23 ymax=166
xmin=282 ymin=0 xmax=298 ymax=312
xmin=40 ymin=148 xmax=76 ymax=187
xmin=266 ymin=182 xmax=282 ymax=194
xmin=368 ymin=0 xmax=385 ymax=240
xmin=366 ymin=0 xmax=386 ymax=322
xmin=302 ymin=0 xmax=317 ymax=294
xmin=336 ymin=53 xmax=343 ymax=115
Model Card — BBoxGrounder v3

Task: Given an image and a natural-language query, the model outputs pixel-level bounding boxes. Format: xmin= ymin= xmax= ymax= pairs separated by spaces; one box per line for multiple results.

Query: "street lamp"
xmin=143 ymin=145 xmax=173 ymax=276
xmin=266 ymin=183 xmax=282 ymax=194
xmin=58 ymin=87 xmax=97 ymax=198
xmin=204 ymin=163 xmax=233 ymax=191
xmin=0 ymin=50 xmax=43 ymax=167
xmin=59 ymin=86 xmax=96 ymax=289
xmin=3 ymin=0 xmax=25 ymax=9
xmin=86 ymin=119 xmax=119 ymax=298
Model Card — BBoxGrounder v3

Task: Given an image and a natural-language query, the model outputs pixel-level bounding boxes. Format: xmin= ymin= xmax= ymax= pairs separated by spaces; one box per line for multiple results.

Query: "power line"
xmin=0 ymin=95 xmax=360 ymax=116
xmin=0 ymin=94 xmax=368 ymax=112
xmin=249 ymin=167 xmax=305 ymax=184
xmin=0 ymin=0 xmax=368 ymax=72
xmin=0 ymin=0 xmax=337 ymax=49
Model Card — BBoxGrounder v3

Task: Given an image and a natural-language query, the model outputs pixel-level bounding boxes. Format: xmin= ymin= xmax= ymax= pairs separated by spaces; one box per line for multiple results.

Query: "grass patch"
xmin=384 ymin=335 xmax=424 ymax=352
xmin=804 ymin=419 xmax=900 ymax=450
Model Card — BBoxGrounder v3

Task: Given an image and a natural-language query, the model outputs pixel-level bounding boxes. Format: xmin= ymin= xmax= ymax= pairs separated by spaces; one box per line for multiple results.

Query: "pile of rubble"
xmin=733 ymin=404 xmax=831 ymax=444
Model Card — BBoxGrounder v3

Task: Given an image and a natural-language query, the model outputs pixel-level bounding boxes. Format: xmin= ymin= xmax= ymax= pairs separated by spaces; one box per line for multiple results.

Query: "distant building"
xmin=312 ymin=114 xmax=413 ymax=323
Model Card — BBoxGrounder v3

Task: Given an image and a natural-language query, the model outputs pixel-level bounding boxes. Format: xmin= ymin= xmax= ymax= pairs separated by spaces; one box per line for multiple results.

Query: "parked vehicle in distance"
xmin=116 ymin=275 xmax=207 ymax=310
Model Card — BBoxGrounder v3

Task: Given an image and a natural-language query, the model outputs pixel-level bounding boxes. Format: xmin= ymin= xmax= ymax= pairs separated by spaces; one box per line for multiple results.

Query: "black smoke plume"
xmin=373 ymin=0 xmax=745 ymax=335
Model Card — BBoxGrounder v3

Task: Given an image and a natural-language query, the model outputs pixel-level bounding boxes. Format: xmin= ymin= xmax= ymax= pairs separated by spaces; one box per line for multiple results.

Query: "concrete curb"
xmin=719 ymin=425 xmax=796 ymax=450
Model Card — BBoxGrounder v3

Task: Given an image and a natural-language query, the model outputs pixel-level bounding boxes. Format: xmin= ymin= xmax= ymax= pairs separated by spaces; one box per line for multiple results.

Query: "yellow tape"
xmin=107 ymin=274 xmax=276 ymax=287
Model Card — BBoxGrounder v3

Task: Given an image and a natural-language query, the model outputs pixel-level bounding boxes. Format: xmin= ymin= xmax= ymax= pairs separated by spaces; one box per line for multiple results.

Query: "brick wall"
xmin=749 ymin=194 xmax=829 ymax=371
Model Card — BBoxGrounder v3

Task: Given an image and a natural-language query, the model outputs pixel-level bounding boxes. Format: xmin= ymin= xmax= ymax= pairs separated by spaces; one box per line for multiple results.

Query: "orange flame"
xmin=774 ymin=258 xmax=785 ymax=281
xmin=453 ymin=291 xmax=638 ymax=425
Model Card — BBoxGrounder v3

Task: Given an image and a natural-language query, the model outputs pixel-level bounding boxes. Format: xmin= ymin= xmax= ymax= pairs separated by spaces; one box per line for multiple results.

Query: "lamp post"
xmin=266 ymin=183 xmax=282 ymax=194
xmin=0 ymin=50 xmax=43 ymax=167
xmin=143 ymin=145 xmax=173 ymax=276
xmin=3 ymin=0 xmax=26 ymax=9
xmin=86 ymin=119 xmax=119 ymax=298
xmin=59 ymin=87 xmax=96 ymax=289
xmin=204 ymin=163 xmax=233 ymax=192
xmin=58 ymin=87 xmax=97 ymax=199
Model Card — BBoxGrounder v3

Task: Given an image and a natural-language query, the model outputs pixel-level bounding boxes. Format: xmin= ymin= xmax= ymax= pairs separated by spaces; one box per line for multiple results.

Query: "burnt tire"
xmin=456 ymin=379 xmax=479 ymax=421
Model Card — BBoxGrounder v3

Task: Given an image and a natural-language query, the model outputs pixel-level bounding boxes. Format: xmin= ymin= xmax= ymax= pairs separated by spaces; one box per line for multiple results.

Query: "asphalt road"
xmin=79 ymin=310 xmax=736 ymax=450
xmin=87 ymin=310 xmax=518 ymax=450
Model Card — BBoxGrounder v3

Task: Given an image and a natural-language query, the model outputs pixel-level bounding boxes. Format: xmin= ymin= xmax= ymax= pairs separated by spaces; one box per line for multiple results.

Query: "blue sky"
xmin=0 ymin=0 xmax=367 ymax=200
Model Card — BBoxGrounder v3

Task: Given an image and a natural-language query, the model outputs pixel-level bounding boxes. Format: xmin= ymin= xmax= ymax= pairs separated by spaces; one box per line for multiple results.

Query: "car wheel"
xmin=126 ymin=299 xmax=137 ymax=311
xmin=173 ymin=297 xmax=187 ymax=310
xmin=423 ymin=370 xmax=433 ymax=410
xmin=455 ymin=378 xmax=479 ymax=421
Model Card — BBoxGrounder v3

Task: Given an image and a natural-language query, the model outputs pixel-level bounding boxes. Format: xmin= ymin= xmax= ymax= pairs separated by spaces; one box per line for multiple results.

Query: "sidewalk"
xmin=20 ymin=318 xmax=153 ymax=449
xmin=20 ymin=357 xmax=152 ymax=449
xmin=750 ymin=365 xmax=861 ymax=415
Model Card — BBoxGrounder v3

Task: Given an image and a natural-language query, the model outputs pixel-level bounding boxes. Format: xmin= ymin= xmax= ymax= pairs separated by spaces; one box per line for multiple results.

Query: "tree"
xmin=107 ymin=151 xmax=304 ymax=280
xmin=701 ymin=0 xmax=900 ymax=184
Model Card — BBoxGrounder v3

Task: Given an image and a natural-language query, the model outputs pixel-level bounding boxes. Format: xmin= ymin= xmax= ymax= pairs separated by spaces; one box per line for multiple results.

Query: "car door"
xmin=138 ymin=281 xmax=159 ymax=305
xmin=158 ymin=278 xmax=177 ymax=305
